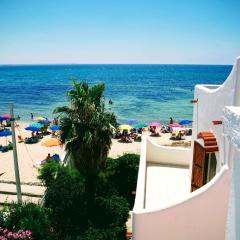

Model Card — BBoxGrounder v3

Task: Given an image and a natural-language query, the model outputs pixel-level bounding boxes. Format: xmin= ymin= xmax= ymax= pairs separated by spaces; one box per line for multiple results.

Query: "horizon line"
xmin=0 ymin=62 xmax=233 ymax=66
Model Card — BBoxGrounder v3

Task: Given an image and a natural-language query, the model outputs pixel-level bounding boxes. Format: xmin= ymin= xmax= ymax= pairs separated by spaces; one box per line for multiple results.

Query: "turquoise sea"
xmin=0 ymin=64 xmax=232 ymax=124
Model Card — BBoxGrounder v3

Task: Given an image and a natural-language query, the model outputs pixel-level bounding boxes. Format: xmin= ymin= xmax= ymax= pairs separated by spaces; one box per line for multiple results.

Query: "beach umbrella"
xmin=41 ymin=138 xmax=62 ymax=147
xmin=0 ymin=130 xmax=12 ymax=145
xmin=50 ymin=125 xmax=61 ymax=131
xmin=25 ymin=126 xmax=41 ymax=132
xmin=118 ymin=124 xmax=132 ymax=131
xmin=133 ymin=123 xmax=148 ymax=129
xmin=0 ymin=117 xmax=8 ymax=121
xmin=149 ymin=122 xmax=161 ymax=127
xmin=126 ymin=119 xmax=138 ymax=125
xmin=168 ymin=123 xmax=182 ymax=128
xmin=34 ymin=117 xmax=46 ymax=121
xmin=178 ymin=120 xmax=192 ymax=126
xmin=38 ymin=119 xmax=51 ymax=125
xmin=0 ymin=131 xmax=12 ymax=137
xmin=29 ymin=123 xmax=44 ymax=129
xmin=2 ymin=114 xmax=11 ymax=119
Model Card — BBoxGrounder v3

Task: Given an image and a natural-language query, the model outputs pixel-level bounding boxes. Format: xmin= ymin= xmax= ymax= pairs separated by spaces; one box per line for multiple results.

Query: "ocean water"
xmin=0 ymin=64 xmax=232 ymax=124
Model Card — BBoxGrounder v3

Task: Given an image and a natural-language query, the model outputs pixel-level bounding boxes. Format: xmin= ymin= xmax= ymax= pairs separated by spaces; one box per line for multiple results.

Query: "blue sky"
xmin=0 ymin=0 xmax=239 ymax=64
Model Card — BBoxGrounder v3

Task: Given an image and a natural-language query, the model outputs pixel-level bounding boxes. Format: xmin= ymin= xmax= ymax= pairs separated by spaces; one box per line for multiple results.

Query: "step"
xmin=0 ymin=194 xmax=42 ymax=205
xmin=0 ymin=182 xmax=45 ymax=205
xmin=0 ymin=182 xmax=45 ymax=195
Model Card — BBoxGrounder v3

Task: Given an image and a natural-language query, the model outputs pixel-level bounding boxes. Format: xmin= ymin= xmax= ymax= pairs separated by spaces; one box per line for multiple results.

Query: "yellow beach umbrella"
xmin=41 ymin=138 xmax=62 ymax=147
xmin=34 ymin=117 xmax=46 ymax=121
xmin=118 ymin=124 xmax=132 ymax=131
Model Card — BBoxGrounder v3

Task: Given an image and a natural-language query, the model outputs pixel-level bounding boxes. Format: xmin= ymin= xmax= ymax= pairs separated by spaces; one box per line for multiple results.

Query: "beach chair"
xmin=171 ymin=132 xmax=177 ymax=140
xmin=134 ymin=135 xmax=142 ymax=142
xmin=150 ymin=132 xmax=160 ymax=137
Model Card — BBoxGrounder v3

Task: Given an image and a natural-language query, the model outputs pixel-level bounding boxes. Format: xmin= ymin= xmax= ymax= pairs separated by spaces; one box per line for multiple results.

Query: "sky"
xmin=0 ymin=0 xmax=240 ymax=64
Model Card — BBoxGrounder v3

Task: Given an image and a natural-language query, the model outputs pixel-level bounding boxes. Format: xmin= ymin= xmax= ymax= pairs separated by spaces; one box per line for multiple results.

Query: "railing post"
xmin=10 ymin=103 xmax=22 ymax=203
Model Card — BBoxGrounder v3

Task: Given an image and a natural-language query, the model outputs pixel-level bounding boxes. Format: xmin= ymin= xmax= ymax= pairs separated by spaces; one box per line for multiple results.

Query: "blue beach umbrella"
xmin=25 ymin=126 xmax=41 ymax=132
xmin=0 ymin=131 xmax=12 ymax=137
xmin=50 ymin=125 xmax=61 ymax=131
xmin=126 ymin=119 xmax=138 ymax=125
xmin=133 ymin=123 xmax=148 ymax=129
xmin=178 ymin=120 xmax=192 ymax=126
xmin=0 ymin=130 xmax=12 ymax=145
xmin=38 ymin=119 xmax=51 ymax=125
xmin=0 ymin=117 xmax=8 ymax=121
xmin=29 ymin=123 xmax=44 ymax=129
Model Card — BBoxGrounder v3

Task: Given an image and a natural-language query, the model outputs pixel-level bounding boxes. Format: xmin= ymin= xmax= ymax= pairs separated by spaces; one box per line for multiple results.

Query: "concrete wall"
xmin=133 ymin=166 xmax=231 ymax=240
xmin=223 ymin=106 xmax=240 ymax=240
xmin=146 ymin=137 xmax=191 ymax=167
xmin=192 ymin=57 xmax=240 ymax=141
xmin=134 ymin=137 xmax=191 ymax=210
xmin=190 ymin=57 xmax=240 ymax=177
xmin=134 ymin=137 xmax=147 ymax=210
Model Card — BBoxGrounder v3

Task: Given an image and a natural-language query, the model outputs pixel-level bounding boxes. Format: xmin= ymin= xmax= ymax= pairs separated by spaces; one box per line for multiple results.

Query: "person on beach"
xmin=45 ymin=153 xmax=52 ymax=162
xmin=31 ymin=113 xmax=33 ymax=120
xmin=169 ymin=117 xmax=173 ymax=124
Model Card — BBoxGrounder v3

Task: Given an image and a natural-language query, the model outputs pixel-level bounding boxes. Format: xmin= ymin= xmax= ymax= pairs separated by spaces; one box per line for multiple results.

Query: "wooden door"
xmin=191 ymin=141 xmax=206 ymax=192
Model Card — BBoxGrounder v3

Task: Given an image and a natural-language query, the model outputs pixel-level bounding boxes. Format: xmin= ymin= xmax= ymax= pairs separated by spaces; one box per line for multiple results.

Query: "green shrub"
xmin=93 ymin=194 xmax=129 ymax=232
xmin=41 ymin=164 xmax=130 ymax=240
xmin=106 ymin=154 xmax=140 ymax=208
xmin=44 ymin=166 xmax=87 ymax=239
xmin=78 ymin=226 xmax=126 ymax=240
xmin=37 ymin=154 xmax=136 ymax=239
xmin=0 ymin=203 xmax=56 ymax=240
xmin=38 ymin=161 xmax=60 ymax=187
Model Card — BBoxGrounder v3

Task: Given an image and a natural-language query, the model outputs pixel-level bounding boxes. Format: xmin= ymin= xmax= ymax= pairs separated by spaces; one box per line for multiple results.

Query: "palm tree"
xmin=54 ymin=81 xmax=116 ymax=179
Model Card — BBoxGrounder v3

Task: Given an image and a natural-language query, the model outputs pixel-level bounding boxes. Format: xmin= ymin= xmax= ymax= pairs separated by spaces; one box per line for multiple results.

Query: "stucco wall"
xmin=133 ymin=166 xmax=231 ymax=240
xmin=223 ymin=106 xmax=240 ymax=240
xmin=146 ymin=137 xmax=191 ymax=166
xmin=134 ymin=137 xmax=147 ymax=210
xmin=190 ymin=57 xmax=240 ymax=177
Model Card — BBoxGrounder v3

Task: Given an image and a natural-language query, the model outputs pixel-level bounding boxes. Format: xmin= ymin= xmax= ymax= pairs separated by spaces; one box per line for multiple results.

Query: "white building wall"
xmin=146 ymin=137 xmax=191 ymax=166
xmin=224 ymin=106 xmax=240 ymax=240
xmin=133 ymin=166 xmax=231 ymax=240
xmin=133 ymin=57 xmax=240 ymax=240
xmin=190 ymin=57 xmax=240 ymax=175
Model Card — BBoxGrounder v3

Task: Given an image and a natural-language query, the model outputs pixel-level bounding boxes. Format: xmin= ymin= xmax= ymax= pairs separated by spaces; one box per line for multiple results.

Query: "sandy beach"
xmin=0 ymin=121 xmax=192 ymax=184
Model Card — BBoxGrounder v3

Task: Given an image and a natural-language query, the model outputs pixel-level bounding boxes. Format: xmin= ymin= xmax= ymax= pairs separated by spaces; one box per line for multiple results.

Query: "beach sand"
xmin=0 ymin=121 xmax=192 ymax=184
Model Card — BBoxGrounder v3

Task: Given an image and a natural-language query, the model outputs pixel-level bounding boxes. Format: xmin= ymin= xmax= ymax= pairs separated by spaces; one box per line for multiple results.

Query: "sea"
xmin=0 ymin=64 xmax=232 ymax=124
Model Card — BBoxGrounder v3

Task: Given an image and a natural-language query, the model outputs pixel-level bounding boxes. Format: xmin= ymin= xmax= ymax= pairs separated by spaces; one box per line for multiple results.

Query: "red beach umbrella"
xmin=168 ymin=123 xmax=182 ymax=128
xmin=2 ymin=114 xmax=11 ymax=119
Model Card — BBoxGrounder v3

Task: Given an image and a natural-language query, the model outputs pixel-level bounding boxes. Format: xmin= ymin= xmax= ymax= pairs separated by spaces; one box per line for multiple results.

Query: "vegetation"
xmin=0 ymin=203 xmax=56 ymax=240
xmin=53 ymin=80 xmax=118 ymax=216
xmin=38 ymin=160 xmax=60 ymax=187
xmin=40 ymin=163 xmax=129 ymax=239
xmin=107 ymin=154 xmax=140 ymax=208
xmin=53 ymin=81 xmax=116 ymax=179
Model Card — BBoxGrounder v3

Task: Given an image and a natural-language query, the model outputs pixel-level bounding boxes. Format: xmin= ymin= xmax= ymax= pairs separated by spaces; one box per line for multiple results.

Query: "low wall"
xmin=134 ymin=137 xmax=147 ymax=210
xmin=133 ymin=165 xmax=231 ymax=240
xmin=134 ymin=137 xmax=192 ymax=210
xmin=146 ymin=137 xmax=191 ymax=167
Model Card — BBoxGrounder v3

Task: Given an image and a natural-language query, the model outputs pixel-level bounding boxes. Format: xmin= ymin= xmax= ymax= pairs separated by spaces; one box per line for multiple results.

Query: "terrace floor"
xmin=145 ymin=163 xmax=191 ymax=209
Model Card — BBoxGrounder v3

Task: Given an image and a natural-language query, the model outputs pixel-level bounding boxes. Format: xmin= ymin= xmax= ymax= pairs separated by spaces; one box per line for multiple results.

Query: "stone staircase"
xmin=0 ymin=181 xmax=45 ymax=205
